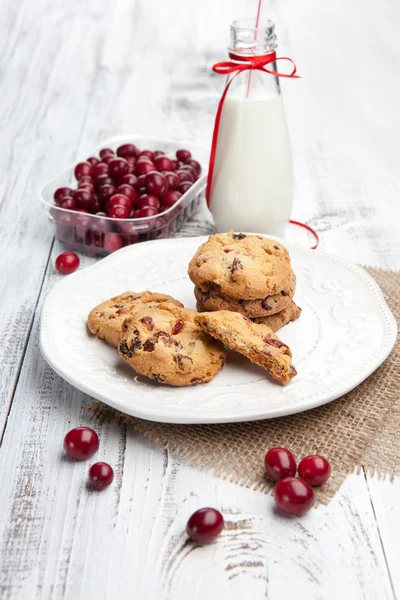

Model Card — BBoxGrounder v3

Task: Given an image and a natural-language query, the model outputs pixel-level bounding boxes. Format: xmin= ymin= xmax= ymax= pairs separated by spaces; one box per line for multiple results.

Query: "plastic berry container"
xmin=40 ymin=135 xmax=208 ymax=257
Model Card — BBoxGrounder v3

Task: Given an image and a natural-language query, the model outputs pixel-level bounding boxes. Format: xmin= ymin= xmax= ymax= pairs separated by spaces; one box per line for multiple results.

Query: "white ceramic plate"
xmin=40 ymin=236 xmax=397 ymax=424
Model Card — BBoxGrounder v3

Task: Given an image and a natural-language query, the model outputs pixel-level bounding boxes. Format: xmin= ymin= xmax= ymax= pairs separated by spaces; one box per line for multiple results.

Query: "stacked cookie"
xmin=188 ymin=231 xmax=301 ymax=330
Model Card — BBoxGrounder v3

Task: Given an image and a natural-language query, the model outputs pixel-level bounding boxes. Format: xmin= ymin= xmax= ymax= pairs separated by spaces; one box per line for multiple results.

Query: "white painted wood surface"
xmin=0 ymin=0 xmax=399 ymax=598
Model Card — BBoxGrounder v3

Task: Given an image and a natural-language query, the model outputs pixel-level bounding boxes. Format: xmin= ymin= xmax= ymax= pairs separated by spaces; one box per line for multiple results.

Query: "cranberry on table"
xmin=108 ymin=157 xmax=129 ymax=180
xmin=176 ymin=169 xmax=195 ymax=184
xmin=144 ymin=172 xmax=168 ymax=198
xmin=119 ymin=173 xmax=138 ymax=188
xmin=108 ymin=204 xmax=130 ymax=219
xmin=54 ymin=187 xmax=74 ymax=204
xmin=64 ymin=427 xmax=99 ymax=459
xmin=273 ymin=477 xmax=315 ymax=516
xmin=89 ymin=462 xmax=114 ymax=490
xmin=59 ymin=196 xmax=77 ymax=210
xmin=186 ymin=508 xmax=224 ymax=544
xmin=162 ymin=190 xmax=182 ymax=208
xmin=135 ymin=194 xmax=160 ymax=209
xmin=103 ymin=232 xmax=123 ymax=253
xmin=92 ymin=162 xmax=109 ymax=179
xmin=138 ymin=149 xmax=155 ymax=160
xmin=99 ymin=148 xmax=114 ymax=159
xmin=179 ymin=182 xmax=192 ymax=194
xmin=74 ymin=161 xmax=93 ymax=181
xmin=298 ymin=455 xmax=331 ymax=486
xmin=133 ymin=207 xmax=158 ymax=218
xmin=115 ymin=184 xmax=137 ymax=203
xmin=108 ymin=193 xmax=133 ymax=212
xmin=135 ymin=161 xmax=155 ymax=176
xmin=55 ymin=252 xmax=80 ymax=274
xmin=176 ymin=149 xmax=192 ymax=163
xmin=87 ymin=156 xmax=100 ymax=167
xmin=162 ymin=171 xmax=180 ymax=191
xmin=264 ymin=448 xmax=297 ymax=482
xmin=117 ymin=143 xmax=138 ymax=158
xmin=97 ymin=184 xmax=116 ymax=204
xmin=154 ymin=155 xmax=174 ymax=172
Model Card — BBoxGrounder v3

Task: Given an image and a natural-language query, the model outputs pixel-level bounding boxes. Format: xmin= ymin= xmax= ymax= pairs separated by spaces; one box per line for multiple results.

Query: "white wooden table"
xmin=1 ymin=0 xmax=399 ymax=598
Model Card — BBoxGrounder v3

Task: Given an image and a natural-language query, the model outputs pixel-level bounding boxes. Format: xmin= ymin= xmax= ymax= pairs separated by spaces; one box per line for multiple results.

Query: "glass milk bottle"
xmin=208 ymin=19 xmax=293 ymax=237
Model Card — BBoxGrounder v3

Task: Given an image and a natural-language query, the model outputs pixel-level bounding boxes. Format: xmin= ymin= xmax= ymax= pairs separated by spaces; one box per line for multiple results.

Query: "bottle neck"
xmin=229 ymin=18 xmax=277 ymax=57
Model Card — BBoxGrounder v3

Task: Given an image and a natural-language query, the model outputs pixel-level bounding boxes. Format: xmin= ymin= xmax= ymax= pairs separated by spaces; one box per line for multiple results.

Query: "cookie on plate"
xmin=194 ymin=272 xmax=296 ymax=318
xmin=88 ymin=291 xmax=183 ymax=348
xmin=195 ymin=310 xmax=297 ymax=385
xmin=252 ymin=301 xmax=302 ymax=332
xmin=188 ymin=231 xmax=292 ymax=300
xmin=118 ymin=303 xmax=227 ymax=386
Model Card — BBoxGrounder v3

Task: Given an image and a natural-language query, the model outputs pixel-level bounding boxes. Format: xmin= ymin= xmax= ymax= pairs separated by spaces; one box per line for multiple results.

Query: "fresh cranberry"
xmin=145 ymin=172 xmax=168 ymax=198
xmin=108 ymin=157 xmax=129 ymax=180
xmin=135 ymin=194 xmax=160 ymax=209
xmin=103 ymin=232 xmax=123 ymax=253
xmin=78 ymin=175 xmax=94 ymax=185
xmin=74 ymin=189 xmax=94 ymax=210
xmin=89 ymin=462 xmax=114 ymax=490
xmin=176 ymin=149 xmax=192 ymax=163
xmin=136 ymin=155 xmax=153 ymax=164
xmin=99 ymin=148 xmax=114 ymax=159
xmin=59 ymin=196 xmax=77 ymax=210
xmin=162 ymin=171 xmax=180 ymax=191
xmin=54 ymin=187 xmax=74 ymax=205
xmin=187 ymin=159 xmax=201 ymax=177
xmin=135 ymin=174 xmax=147 ymax=190
xmin=135 ymin=161 xmax=155 ymax=176
xmin=94 ymin=174 xmax=114 ymax=188
xmin=63 ymin=426 xmax=99 ymax=459
xmin=87 ymin=156 xmax=100 ymax=167
xmin=132 ymin=207 xmax=158 ymax=218
xmin=117 ymin=143 xmax=139 ymax=158
xmin=109 ymin=204 xmax=130 ymax=219
xmin=179 ymin=182 xmax=192 ymax=194
xmin=264 ymin=448 xmax=297 ymax=482
xmin=298 ymin=455 xmax=331 ymax=486
xmin=126 ymin=156 xmax=136 ymax=174
xmin=138 ymin=150 xmax=155 ymax=160
xmin=108 ymin=194 xmax=133 ymax=212
xmin=273 ymin=477 xmax=315 ymax=516
xmin=180 ymin=164 xmax=197 ymax=177
xmin=74 ymin=161 xmax=93 ymax=181
xmin=186 ymin=508 xmax=224 ymax=544
xmin=171 ymin=159 xmax=180 ymax=170
xmin=154 ymin=150 xmax=165 ymax=158
xmin=101 ymin=154 xmax=115 ymax=165
xmin=162 ymin=191 xmax=182 ymax=208
xmin=97 ymin=184 xmax=116 ymax=204
xmin=55 ymin=252 xmax=80 ymax=274
xmin=119 ymin=173 xmax=138 ymax=188
xmin=176 ymin=169 xmax=195 ymax=184
xmin=90 ymin=197 xmax=101 ymax=213
xmin=92 ymin=162 xmax=109 ymax=179
xmin=154 ymin=155 xmax=174 ymax=172
xmin=115 ymin=184 xmax=137 ymax=203
xmin=79 ymin=182 xmax=95 ymax=193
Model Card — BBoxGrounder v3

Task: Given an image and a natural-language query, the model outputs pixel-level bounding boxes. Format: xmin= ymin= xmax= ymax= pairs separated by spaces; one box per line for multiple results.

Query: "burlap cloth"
xmin=90 ymin=266 xmax=400 ymax=504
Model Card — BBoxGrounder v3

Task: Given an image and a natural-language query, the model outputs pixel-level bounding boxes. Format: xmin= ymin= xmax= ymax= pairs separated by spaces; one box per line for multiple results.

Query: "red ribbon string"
xmin=289 ymin=219 xmax=319 ymax=249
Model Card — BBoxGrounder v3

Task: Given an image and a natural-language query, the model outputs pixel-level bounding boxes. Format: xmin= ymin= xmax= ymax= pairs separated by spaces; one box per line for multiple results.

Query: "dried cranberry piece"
xmin=264 ymin=337 xmax=289 ymax=350
xmin=141 ymin=316 xmax=155 ymax=331
xmin=232 ymin=233 xmax=246 ymax=239
xmin=223 ymin=249 xmax=233 ymax=253
xmin=231 ymin=257 xmax=243 ymax=274
xmin=143 ymin=339 xmax=155 ymax=352
xmin=173 ymin=319 xmax=185 ymax=335
xmin=273 ymin=245 xmax=280 ymax=250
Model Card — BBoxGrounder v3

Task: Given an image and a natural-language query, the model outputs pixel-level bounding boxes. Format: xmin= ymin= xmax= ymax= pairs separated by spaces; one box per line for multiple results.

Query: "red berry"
xmin=79 ymin=182 xmax=95 ymax=193
xmin=97 ymin=184 xmax=116 ymax=204
xmin=154 ymin=150 xmax=165 ymax=158
xmin=87 ymin=156 xmax=100 ymax=167
xmin=103 ymin=232 xmax=123 ymax=253
xmin=93 ymin=162 xmax=109 ymax=179
xmin=154 ymin=155 xmax=174 ymax=172
xmin=94 ymin=174 xmax=114 ymax=188
xmin=59 ymin=196 xmax=77 ymax=210
xmin=136 ymin=155 xmax=153 ymax=164
xmin=74 ymin=161 xmax=93 ymax=181
xmin=132 ymin=207 xmax=158 ymax=218
xmin=101 ymin=154 xmax=115 ymax=165
xmin=162 ymin=171 xmax=180 ymax=191
xmin=63 ymin=427 xmax=99 ymax=460
xmin=126 ymin=156 xmax=136 ymax=174
xmin=119 ymin=173 xmax=138 ymax=188
xmin=99 ymin=148 xmax=114 ymax=159
xmin=115 ymin=184 xmax=137 ymax=203
xmin=54 ymin=187 xmax=74 ymax=205
xmin=162 ymin=191 xmax=182 ymax=208
xmin=74 ymin=188 xmax=94 ymax=210
xmin=187 ymin=159 xmax=201 ymax=177
xmin=55 ymin=252 xmax=80 ymax=274
xmin=135 ymin=174 xmax=147 ymax=190
xmin=176 ymin=149 xmax=192 ymax=163
xmin=89 ymin=462 xmax=114 ymax=490
xmin=298 ymin=455 xmax=331 ymax=486
xmin=138 ymin=150 xmax=155 ymax=160
xmin=176 ymin=169 xmax=195 ymax=184
xmin=108 ymin=157 xmax=129 ymax=180
xmin=171 ymin=159 xmax=180 ymax=170
xmin=273 ymin=477 xmax=315 ymax=516
xmin=135 ymin=161 xmax=155 ymax=176
xmin=117 ymin=143 xmax=139 ymax=158
xmin=264 ymin=448 xmax=296 ymax=482
xmin=135 ymin=194 xmax=160 ymax=209
xmin=90 ymin=197 xmax=101 ymax=213
xmin=108 ymin=193 xmax=133 ymax=212
xmin=145 ymin=172 xmax=168 ymax=198
xmin=179 ymin=182 xmax=192 ymax=194
xmin=78 ymin=175 xmax=94 ymax=185
xmin=186 ymin=508 xmax=224 ymax=544
xmin=109 ymin=204 xmax=130 ymax=219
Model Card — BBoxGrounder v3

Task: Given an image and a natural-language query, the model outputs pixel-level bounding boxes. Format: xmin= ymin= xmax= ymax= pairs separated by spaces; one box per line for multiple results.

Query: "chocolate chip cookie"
xmin=188 ymin=231 xmax=292 ymax=300
xmin=195 ymin=310 xmax=297 ymax=385
xmin=118 ymin=303 xmax=227 ymax=386
xmin=88 ymin=291 xmax=183 ymax=348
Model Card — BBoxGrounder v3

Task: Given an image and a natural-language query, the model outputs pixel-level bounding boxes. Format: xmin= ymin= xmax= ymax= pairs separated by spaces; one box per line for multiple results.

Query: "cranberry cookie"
xmin=118 ymin=303 xmax=227 ymax=386
xmin=252 ymin=301 xmax=302 ymax=331
xmin=195 ymin=310 xmax=297 ymax=385
xmin=188 ymin=231 xmax=292 ymax=300
xmin=88 ymin=291 xmax=183 ymax=348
